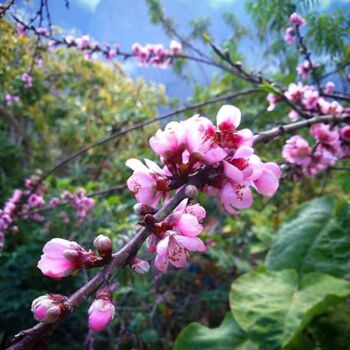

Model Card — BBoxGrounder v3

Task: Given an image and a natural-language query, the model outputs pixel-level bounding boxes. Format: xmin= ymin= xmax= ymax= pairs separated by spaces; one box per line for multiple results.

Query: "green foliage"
xmin=266 ymin=196 xmax=350 ymax=277
xmin=230 ymin=270 xmax=350 ymax=350
xmin=174 ymin=313 xmax=257 ymax=350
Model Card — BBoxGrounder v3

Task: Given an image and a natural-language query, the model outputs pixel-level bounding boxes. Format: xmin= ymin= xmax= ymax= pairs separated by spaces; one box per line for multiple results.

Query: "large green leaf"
xmin=174 ymin=313 xmax=257 ymax=350
xmin=266 ymin=196 xmax=350 ymax=277
xmin=230 ymin=269 xmax=350 ymax=350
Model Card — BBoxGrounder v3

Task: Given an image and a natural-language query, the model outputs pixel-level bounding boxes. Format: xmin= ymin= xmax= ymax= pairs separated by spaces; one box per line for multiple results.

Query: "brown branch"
xmin=323 ymin=92 xmax=350 ymax=103
xmin=253 ymin=113 xmax=350 ymax=144
xmin=294 ymin=25 xmax=320 ymax=89
xmin=0 ymin=0 xmax=15 ymax=19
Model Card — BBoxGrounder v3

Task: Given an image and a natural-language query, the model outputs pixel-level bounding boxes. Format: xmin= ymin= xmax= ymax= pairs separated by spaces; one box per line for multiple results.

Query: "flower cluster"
xmin=127 ymin=105 xmax=280 ymax=270
xmin=61 ymin=188 xmax=95 ymax=218
xmin=267 ymin=81 xmax=345 ymax=121
xmin=33 ymin=236 xmax=114 ymax=331
xmin=282 ymin=123 xmax=350 ymax=177
xmin=132 ymin=40 xmax=182 ymax=68
xmin=21 ymin=72 xmax=33 ymax=88
xmin=148 ymin=198 xmax=206 ymax=272
xmin=5 ymin=93 xmax=20 ymax=105
xmin=127 ymin=105 xmax=280 ymax=213
xmin=284 ymin=12 xmax=305 ymax=45
xmin=0 ymin=173 xmax=47 ymax=250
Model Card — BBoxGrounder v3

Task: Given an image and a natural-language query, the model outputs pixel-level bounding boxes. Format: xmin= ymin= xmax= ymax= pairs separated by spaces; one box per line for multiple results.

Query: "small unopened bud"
xmin=133 ymin=203 xmax=156 ymax=216
xmin=131 ymin=257 xmax=150 ymax=274
xmin=185 ymin=185 xmax=198 ymax=199
xmin=93 ymin=235 xmax=112 ymax=259
xmin=88 ymin=289 xmax=115 ymax=332
xmin=31 ymin=294 xmax=67 ymax=323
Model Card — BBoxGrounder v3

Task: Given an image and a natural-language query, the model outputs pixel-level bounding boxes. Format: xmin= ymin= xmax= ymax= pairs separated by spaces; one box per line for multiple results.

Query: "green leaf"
xmin=258 ymin=82 xmax=280 ymax=95
xmin=230 ymin=269 xmax=350 ymax=350
xmin=266 ymin=196 xmax=350 ymax=277
xmin=174 ymin=313 xmax=257 ymax=350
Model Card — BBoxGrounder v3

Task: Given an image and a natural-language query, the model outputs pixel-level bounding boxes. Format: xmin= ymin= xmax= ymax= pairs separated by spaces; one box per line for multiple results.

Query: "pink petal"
xmin=221 ymin=182 xmax=253 ymax=210
xmin=89 ymin=310 xmax=113 ymax=332
xmin=156 ymin=236 xmax=170 ymax=256
xmin=223 ymin=161 xmax=244 ymax=183
xmin=175 ymin=214 xmax=202 ymax=237
xmin=175 ymin=235 xmax=206 ymax=252
xmin=254 ymin=169 xmax=279 ymax=197
xmin=216 ymin=105 xmax=241 ymax=130
xmin=168 ymin=237 xmax=188 ymax=268
xmin=155 ymin=254 xmax=169 ymax=272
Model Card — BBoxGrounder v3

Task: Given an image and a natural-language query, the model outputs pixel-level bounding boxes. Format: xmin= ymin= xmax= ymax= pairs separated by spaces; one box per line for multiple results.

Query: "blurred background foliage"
xmin=1 ymin=0 xmax=350 ymax=349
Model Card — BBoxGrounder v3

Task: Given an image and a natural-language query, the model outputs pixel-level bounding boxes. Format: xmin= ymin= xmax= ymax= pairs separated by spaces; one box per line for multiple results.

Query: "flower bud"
xmin=31 ymin=294 xmax=66 ymax=323
xmin=185 ymin=185 xmax=198 ymax=199
xmin=133 ymin=203 xmax=156 ymax=216
xmin=93 ymin=235 xmax=112 ymax=259
xmin=88 ymin=289 xmax=115 ymax=332
xmin=130 ymin=257 xmax=150 ymax=274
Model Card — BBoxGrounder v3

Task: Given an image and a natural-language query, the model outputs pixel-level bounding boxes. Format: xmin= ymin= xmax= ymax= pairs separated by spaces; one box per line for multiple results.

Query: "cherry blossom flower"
xmin=289 ymin=12 xmax=306 ymax=27
xmin=285 ymin=82 xmax=304 ymax=101
xmin=37 ymin=238 xmax=93 ymax=278
xmin=284 ymin=27 xmax=296 ymax=44
xmin=282 ymin=135 xmax=312 ymax=165
xmin=126 ymin=158 xmax=170 ymax=206
xmin=324 ymin=81 xmax=335 ymax=94
xmin=88 ymin=289 xmax=115 ymax=332
xmin=155 ymin=230 xmax=206 ymax=271
xmin=31 ymin=294 xmax=66 ymax=323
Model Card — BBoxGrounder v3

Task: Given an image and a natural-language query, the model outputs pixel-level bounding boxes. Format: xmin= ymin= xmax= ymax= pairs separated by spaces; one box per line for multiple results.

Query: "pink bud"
xmin=93 ymin=235 xmax=112 ymax=259
xmin=88 ymin=290 xmax=115 ymax=332
xmin=37 ymin=238 xmax=90 ymax=278
xmin=31 ymin=294 xmax=66 ymax=323
xmin=131 ymin=257 xmax=150 ymax=274
xmin=289 ymin=12 xmax=306 ymax=27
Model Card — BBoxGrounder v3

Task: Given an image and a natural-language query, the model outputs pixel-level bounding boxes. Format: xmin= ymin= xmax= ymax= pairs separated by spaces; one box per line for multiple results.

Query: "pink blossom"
xmin=324 ymin=81 xmax=335 ymax=94
xmin=37 ymin=27 xmax=48 ymax=35
xmin=31 ymin=294 xmax=66 ymax=323
xmin=289 ymin=12 xmax=306 ymax=27
xmin=266 ymin=93 xmax=280 ymax=112
xmin=302 ymin=89 xmax=319 ymax=110
xmin=282 ymin=135 xmax=312 ymax=165
xmin=131 ymin=257 xmax=150 ymax=274
xmin=285 ymin=82 xmax=304 ymax=101
xmin=149 ymin=121 xmax=187 ymax=160
xmin=49 ymin=197 xmax=60 ymax=207
xmin=37 ymin=238 xmax=92 ymax=278
xmin=28 ymin=193 xmax=45 ymax=208
xmin=340 ymin=125 xmax=350 ymax=142
xmin=284 ymin=27 xmax=296 ymax=44
xmin=21 ymin=73 xmax=33 ymax=88
xmin=126 ymin=158 xmax=170 ymax=206
xmin=76 ymin=35 xmax=90 ymax=50
xmin=88 ymin=290 xmax=115 ymax=332
xmin=64 ymin=35 xmax=76 ymax=46
xmin=5 ymin=94 xmax=20 ymax=106
xmin=310 ymin=123 xmax=339 ymax=145
xmin=297 ymin=60 xmax=314 ymax=79
xmin=155 ymin=230 xmax=206 ymax=271
xmin=318 ymin=98 xmax=343 ymax=116
xmin=170 ymin=40 xmax=182 ymax=55
xmin=288 ymin=110 xmax=299 ymax=122
xmin=16 ymin=23 xmax=26 ymax=35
